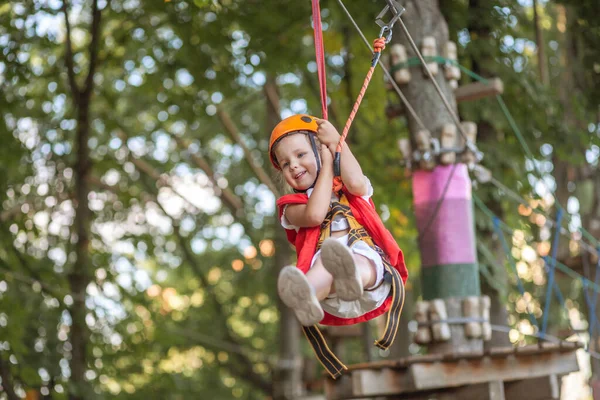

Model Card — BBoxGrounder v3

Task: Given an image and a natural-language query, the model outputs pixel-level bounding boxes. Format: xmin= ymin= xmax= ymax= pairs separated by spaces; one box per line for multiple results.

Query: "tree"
xmin=1 ymin=0 xmax=597 ymax=398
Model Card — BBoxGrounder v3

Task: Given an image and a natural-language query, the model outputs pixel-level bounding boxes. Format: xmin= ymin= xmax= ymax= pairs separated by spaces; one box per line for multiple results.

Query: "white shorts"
xmin=310 ymin=234 xmax=392 ymax=319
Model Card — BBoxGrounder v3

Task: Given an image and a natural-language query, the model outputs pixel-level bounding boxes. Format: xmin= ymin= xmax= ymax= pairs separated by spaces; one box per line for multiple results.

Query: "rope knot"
xmin=332 ymin=176 xmax=343 ymax=193
xmin=373 ymin=37 xmax=386 ymax=53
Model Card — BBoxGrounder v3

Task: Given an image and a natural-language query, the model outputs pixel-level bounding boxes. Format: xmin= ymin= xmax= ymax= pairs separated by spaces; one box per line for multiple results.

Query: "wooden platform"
xmin=324 ymin=342 xmax=581 ymax=400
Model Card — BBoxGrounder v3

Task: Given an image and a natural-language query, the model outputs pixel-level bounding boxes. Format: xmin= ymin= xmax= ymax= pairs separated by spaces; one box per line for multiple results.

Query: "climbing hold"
xmin=415 ymin=129 xmax=435 ymax=170
xmin=440 ymin=124 xmax=457 ymax=165
xmin=390 ymin=44 xmax=411 ymax=84
xmin=444 ymin=41 xmax=461 ymax=88
xmin=421 ymin=37 xmax=438 ymax=76
xmin=414 ymin=301 xmax=432 ymax=344
xmin=460 ymin=121 xmax=478 ymax=165
xmin=430 ymin=299 xmax=451 ymax=341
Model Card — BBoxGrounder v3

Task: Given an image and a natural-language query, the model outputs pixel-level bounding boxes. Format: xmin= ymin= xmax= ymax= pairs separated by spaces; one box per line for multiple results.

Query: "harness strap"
xmin=302 ymin=193 xmax=405 ymax=379
xmin=374 ymin=263 xmax=404 ymax=349
xmin=301 ymin=325 xmax=347 ymax=379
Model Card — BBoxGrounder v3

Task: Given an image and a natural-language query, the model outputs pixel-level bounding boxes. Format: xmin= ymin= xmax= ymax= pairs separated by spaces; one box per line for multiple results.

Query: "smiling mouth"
xmin=294 ymin=171 xmax=306 ymax=180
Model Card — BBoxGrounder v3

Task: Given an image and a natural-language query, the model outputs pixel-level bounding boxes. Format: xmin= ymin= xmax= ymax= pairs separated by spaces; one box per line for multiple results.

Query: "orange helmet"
xmin=268 ymin=114 xmax=319 ymax=170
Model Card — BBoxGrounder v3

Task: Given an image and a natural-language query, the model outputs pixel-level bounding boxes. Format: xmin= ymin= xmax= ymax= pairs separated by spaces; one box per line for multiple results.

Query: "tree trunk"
xmin=63 ymin=1 xmax=102 ymax=398
xmin=267 ymin=76 xmax=305 ymax=399
xmin=0 ymin=354 xmax=19 ymax=400
xmin=393 ymin=0 xmax=481 ymax=354
xmin=272 ymin=235 xmax=304 ymax=400
xmin=533 ymin=0 xmax=549 ymax=85
xmin=68 ymin=100 xmax=93 ymax=399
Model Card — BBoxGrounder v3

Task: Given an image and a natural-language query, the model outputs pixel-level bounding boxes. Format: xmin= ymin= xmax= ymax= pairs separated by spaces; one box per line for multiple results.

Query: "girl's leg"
xmin=307 ymin=249 xmax=377 ymax=300
xmin=305 ymin=258 xmax=333 ymax=301
xmin=320 ymin=238 xmax=367 ymax=301
xmin=278 ymin=266 xmax=324 ymax=326
xmin=353 ymin=254 xmax=377 ymax=289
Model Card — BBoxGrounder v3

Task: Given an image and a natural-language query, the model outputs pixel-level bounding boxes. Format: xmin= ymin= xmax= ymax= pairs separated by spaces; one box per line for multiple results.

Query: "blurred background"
xmin=0 ymin=0 xmax=598 ymax=399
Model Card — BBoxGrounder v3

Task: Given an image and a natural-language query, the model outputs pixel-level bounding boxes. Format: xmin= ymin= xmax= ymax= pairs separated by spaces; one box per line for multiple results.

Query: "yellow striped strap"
xmin=302 ymin=325 xmax=348 ymax=379
xmin=374 ymin=264 xmax=405 ymax=349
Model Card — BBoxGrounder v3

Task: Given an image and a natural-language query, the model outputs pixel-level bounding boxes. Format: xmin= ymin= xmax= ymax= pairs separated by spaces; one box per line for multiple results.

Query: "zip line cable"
xmin=390 ymin=54 xmax=600 ymax=250
xmin=474 ymin=193 xmax=600 ymax=293
xmin=335 ymin=0 xmax=427 ymax=132
xmin=381 ymin=50 xmax=599 ymax=257
xmin=335 ymin=0 xmax=464 ymax=241
xmin=394 ymin=18 xmax=478 ymax=155
xmin=334 ymin=4 xmax=598 ymax=349
xmin=478 ymin=193 xmax=600 ymax=354
xmin=483 ymin=172 xmax=599 ymax=257
xmin=331 ymin=4 xmax=598 ymax=347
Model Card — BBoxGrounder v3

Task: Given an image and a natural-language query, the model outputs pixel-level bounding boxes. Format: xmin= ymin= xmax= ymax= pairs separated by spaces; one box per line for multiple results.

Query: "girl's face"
xmin=273 ymin=133 xmax=318 ymax=191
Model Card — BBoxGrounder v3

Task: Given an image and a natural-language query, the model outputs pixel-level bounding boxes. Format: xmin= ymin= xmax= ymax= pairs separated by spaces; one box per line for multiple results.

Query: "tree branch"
xmin=170 ymin=134 xmax=246 ymax=217
xmin=0 ymin=174 xmax=112 ymax=223
xmin=83 ymin=0 xmax=102 ymax=97
xmin=263 ymin=77 xmax=281 ymax=118
xmin=0 ymin=354 xmax=19 ymax=400
xmin=0 ymin=257 xmax=66 ymax=302
xmin=61 ymin=0 xmax=80 ymax=102
xmin=115 ymin=131 xmax=204 ymax=214
xmin=86 ymin=175 xmax=118 ymax=193
xmin=175 ymin=226 xmax=273 ymax=394
xmin=0 ymin=219 xmax=67 ymax=302
xmin=216 ymin=107 xmax=281 ymax=197
xmin=138 ymin=178 xmax=273 ymax=395
xmin=532 ymin=0 xmax=549 ymax=85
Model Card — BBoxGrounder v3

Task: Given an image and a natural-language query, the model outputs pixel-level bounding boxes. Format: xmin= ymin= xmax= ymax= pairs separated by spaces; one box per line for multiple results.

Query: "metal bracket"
xmin=375 ymin=0 xmax=405 ymax=42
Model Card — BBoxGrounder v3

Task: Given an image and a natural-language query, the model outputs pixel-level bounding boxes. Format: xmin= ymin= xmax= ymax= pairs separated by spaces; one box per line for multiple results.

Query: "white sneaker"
xmin=320 ymin=238 xmax=363 ymax=301
xmin=278 ymin=266 xmax=324 ymax=326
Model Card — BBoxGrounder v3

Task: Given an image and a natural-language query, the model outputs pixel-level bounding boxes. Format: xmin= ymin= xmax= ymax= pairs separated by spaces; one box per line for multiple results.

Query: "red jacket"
xmin=276 ymin=188 xmax=408 ymax=326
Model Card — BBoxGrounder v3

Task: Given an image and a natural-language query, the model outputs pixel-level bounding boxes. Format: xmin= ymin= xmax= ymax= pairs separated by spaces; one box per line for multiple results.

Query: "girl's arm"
xmin=285 ymin=145 xmax=334 ymax=227
xmin=334 ymin=142 xmax=368 ymax=196
xmin=315 ymin=119 xmax=368 ymax=196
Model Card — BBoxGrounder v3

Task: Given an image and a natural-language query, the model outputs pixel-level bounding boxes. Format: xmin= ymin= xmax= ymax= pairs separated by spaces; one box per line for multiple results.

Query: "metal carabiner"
xmin=375 ymin=0 xmax=405 ymax=42
xmin=378 ymin=25 xmax=393 ymax=43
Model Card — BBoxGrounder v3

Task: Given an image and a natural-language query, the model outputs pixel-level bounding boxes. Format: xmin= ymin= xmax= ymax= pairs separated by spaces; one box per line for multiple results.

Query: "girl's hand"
xmin=315 ymin=118 xmax=341 ymax=149
xmin=319 ymin=144 xmax=333 ymax=173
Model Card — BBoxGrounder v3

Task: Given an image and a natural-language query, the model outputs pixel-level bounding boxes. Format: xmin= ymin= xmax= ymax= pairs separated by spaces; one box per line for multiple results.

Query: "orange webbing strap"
xmin=301 ymin=325 xmax=347 ymax=379
xmin=311 ymin=0 xmax=328 ymax=120
xmin=374 ymin=264 xmax=405 ymax=349
xmin=333 ymin=37 xmax=387 ymax=192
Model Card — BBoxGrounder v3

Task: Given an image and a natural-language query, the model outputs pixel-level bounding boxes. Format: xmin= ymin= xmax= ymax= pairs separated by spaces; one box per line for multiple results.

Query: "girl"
xmin=269 ymin=114 xmax=408 ymax=378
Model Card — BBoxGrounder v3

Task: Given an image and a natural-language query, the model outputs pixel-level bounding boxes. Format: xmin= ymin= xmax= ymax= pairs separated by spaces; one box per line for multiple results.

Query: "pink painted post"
xmin=412 ymin=164 xmax=479 ymax=299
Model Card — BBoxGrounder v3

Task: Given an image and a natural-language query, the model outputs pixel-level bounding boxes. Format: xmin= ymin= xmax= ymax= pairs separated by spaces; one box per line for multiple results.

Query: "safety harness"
xmin=285 ymin=1 xmax=407 ymax=379
xmin=301 ymin=193 xmax=405 ymax=379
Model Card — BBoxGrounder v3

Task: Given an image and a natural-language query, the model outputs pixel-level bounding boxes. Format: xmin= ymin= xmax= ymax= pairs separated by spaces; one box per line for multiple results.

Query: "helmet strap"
xmin=294 ymin=133 xmax=321 ymax=193
xmin=308 ymin=134 xmax=321 ymax=175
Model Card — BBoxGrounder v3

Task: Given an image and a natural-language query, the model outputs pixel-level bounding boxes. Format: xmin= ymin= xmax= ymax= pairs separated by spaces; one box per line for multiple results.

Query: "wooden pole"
xmin=392 ymin=0 xmax=482 ymax=353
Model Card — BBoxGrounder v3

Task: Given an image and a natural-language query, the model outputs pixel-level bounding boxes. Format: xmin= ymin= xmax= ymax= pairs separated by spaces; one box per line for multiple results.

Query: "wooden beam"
xmin=353 ymin=369 xmax=411 ymax=398
xmin=504 ymin=375 xmax=560 ymax=400
xmin=409 ymin=352 xmax=577 ymax=391
xmin=456 ymin=381 xmax=504 ymax=400
xmin=326 ymin=325 xmax=363 ymax=338
xmin=325 ymin=349 xmax=578 ymax=398
xmin=454 ymin=78 xmax=504 ymax=103
xmin=365 ymin=381 xmax=505 ymax=400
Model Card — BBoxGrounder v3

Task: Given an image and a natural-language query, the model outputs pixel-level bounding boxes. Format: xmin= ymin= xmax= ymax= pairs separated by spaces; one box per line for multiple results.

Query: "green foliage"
xmin=0 ymin=0 xmax=598 ymax=398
